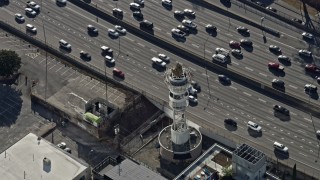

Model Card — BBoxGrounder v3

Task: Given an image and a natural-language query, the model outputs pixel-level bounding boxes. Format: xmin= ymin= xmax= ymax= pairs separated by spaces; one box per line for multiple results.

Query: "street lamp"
xmin=261 ymin=16 xmax=265 ymax=26
xmin=203 ymin=36 xmax=212 ymax=105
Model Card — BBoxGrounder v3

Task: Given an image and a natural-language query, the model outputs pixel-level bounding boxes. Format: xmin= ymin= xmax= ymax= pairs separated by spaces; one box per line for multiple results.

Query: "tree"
xmin=222 ymin=165 xmax=233 ymax=176
xmin=292 ymin=163 xmax=296 ymax=180
xmin=0 ymin=49 xmax=21 ymax=77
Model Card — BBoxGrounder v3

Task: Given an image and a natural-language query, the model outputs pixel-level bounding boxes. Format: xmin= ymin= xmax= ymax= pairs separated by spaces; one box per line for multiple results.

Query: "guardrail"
xmin=236 ymin=0 xmax=320 ymax=37
xmin=68 ymin=0 xmax=320 ymax=118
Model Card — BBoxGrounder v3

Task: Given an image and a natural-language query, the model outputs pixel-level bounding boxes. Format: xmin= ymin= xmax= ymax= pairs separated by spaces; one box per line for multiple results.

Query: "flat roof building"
xmin=0 ymin=133 xmax=90 ymax=180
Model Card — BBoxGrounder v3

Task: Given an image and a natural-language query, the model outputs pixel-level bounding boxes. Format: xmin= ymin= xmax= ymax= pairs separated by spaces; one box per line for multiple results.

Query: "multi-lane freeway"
xmin=1 ymin=0 xmax=320 ymax=176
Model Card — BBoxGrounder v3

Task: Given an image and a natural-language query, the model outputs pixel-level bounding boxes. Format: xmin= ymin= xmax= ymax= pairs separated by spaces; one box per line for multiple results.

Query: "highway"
xmin=1 ymin=0 xmax=320 ymax=176
xmin=91 ymin=0 xmax=320 ymax=106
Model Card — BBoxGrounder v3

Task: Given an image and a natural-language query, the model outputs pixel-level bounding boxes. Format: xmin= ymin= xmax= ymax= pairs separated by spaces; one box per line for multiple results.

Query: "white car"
xmin=299 ymin=49 xmax=312 ymax=57
xmin=115 ymin=25 xmax=126 ymax=34
xmin=57 ymin=142 xmax=66 ymax=149
xmin=105 ymin=55 xmax=115 ymax=64
xmin=130 ymin=3 xmax=140 ymax=10
xmin=25 ymin=8 xmax=37 ymax=16
xmin=158 ymin=54 xmax=170 ymax=62
xmin=15 ymin=13 xmax=25 ymax=22
xmin=215 ymin=48 xmax=230 ymax=56
xmin=188 ymin=95 xmax=198 ymax=103
xmin=182 ymin=19 xmax=197 ymax=29
xmin=273 ymin=142 xmax=288 ymax=153
xmin=108 ymin=29 xmax=119 ymax=37
xmin=26 ymin=24 xmax=37 ymax=33
xmin=152 ymin=57 xmax=166 ymax=67
xmin=184 ymin=9 xmax=195 ymax=16
xmin=162 ymin=0 xmax=172 ymax=6
xmin=171 ymin=28 xmax=186 ymax=38
xmin=188 ymin=86 xmax=198 ymax=95
xmin=247 ymin=121 xmax=262 ymax=132
xmin=302 ymin=32 xmax=314 ymax=39
xmin=317 ymin=130 xmax=320 ymax=137
xmin=26 ymin=1 xmax=40 ymax=11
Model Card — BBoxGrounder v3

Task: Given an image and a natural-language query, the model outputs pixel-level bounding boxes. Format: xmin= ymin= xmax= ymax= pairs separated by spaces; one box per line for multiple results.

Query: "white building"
xmin=0 ymin=133 xmax=90 ymax=180
xmin=232 ymin=144 xmax=267 ymax=180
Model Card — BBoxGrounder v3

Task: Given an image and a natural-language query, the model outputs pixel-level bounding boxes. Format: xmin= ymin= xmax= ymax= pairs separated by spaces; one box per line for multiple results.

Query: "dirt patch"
xmin=282 ymin=0 xmax=319 ymax=15
xmin=212 ymin=151 xmax=232 ymax=167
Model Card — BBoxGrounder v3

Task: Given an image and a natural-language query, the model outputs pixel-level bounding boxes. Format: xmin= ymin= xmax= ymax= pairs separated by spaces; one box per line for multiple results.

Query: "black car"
xmin=80 ymin=51 xmax=91 ymax=60
xmin=304 ymin=84 xmax=317 ymax=94
xmin=224 ymin=118 xmax=237 ymax=127
xmin=218 ymin=75 xmax=231 ymax=84
xmin=174 ymin=10 xmax=184 ymax=18
xmin=292 ymin=18 xmax=304 ymax=25
xmin=140 ymin=20 xmax=153 ymax=29
xmin=191 ymin=80 xmax=201 ymax=91
xmin=133 ymin=11 xmax=143 ymax=18
xmin=240 ymin=39 xmax=252 ymax=46
xmin=272 ymin=79 xmax=284 ymax=89
xmin=87 ymin=25 xmax=98 ymax=34
xmin=237 ymin=26 xmax=249 ymax=34
xmin=205 ymin=24 xmax=217 ymax=32
xmin=273 ymin=105 xmax=290 ymax=115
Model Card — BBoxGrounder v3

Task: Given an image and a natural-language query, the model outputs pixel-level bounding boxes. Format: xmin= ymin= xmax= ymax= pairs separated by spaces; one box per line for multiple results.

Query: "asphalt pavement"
xmin=1 ymin=0 xmax=320 ymax=176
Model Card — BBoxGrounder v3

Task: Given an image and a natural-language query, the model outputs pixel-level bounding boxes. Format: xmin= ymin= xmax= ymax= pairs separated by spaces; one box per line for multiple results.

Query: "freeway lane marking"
xmin=154 ymin=27 xmax=162 ymax=31
xmin=289 ymin=84 xmax=298 ymax=89
xmin=259 ymin=73 xmax=267 ymax=77
xmin=123 ymin=36 xmax=134 ymax=42
xmin=192 ymin=44 xmax=199 ymax=48
xmin=299 ymin=152 xmax=307 ymax=157
xmin=243 ymin=92 xmax=252 ymax=96
xmin=232 ymin=61 xmax=239 ymax=65
xmin=299 ymin=123 xmax=308 ymax=128
xmin=152 ymin=85 xmax=159 ymax=89
xmin=245 ymin=67 xmax=253 ymax=71
xmin=230 ymin=86 xmax=237 ymax=90
xmin=298 ymin=129 xmax=306 ymax=134
xmin=150 ymin=49 xmax=157 ymax=53
xmin=205 ymin=49 xmax=212 ymax=54
xmin=303 ymin=118 xmax=312 ymax=122
xmin=258 ymin=98 xmax=266 ymax=103
xmin=137 ymin=43 xmax=145 ymax=47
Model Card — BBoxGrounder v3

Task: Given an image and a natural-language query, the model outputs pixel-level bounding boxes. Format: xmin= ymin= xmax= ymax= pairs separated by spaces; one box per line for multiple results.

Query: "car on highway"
xmin=231 ymin=49 xmax=242 ymax=57
xmin=298 ymin=49 xmax=312 ymax=57
xmin=59 ymin=39 xmax=71 ymax=50
xmin=240 ymin=39 xmax=252 ymax=46
xmin=292 ymin=18 xmax=305 ymax=25
xmin=134 ymin=0 xmax=144 ymax=5
xmin=171 ymin=28 xmax=186 ymax=38
xmin=108 ymin=29 xmax=119 ymax=38
xmin=57 ymin=142 xmax=66 ymax=149
xmin=158 ymin=54 xmax=170 ymax=62
xmin=64 ymin=148 xmax=71 ymax=153
xmin=317 ymin=130 xmax=320 ymax=138
xmin=305 ymin=64 xmax=320 ymax=73
xmin=87 ymin=25 xmax=98 ymax=34
xmin=174 ymin=10 xmax=184 ymax=18
xmin=273 ymin=142 xmax=288 ymax=153
xmin=25 ymin=8 xmax=37 ymax=16
xmin=113 ymin=68 xmax=124 ymax=78
xmin=26 ymin=24 xmax=37 ymax=33
xmin=247 ymin=121 xmax=262 ymax=133
xmin=162 ymin=0 xmax=172 ymax=6
xmin=140 ymin=20 xmax=153 ymax=29
xmin=278 ymin=55 xmax=290 ymax=63
xmin=115 ymin=25 xmax=126 ymax=34
xmin=269 ymin=45 xmax=281 ymax=53
xmin=218 ymin=75 xmax=231 ymax=84
xmin=212 ymin=54 xmax=228 ymax=63
xmin=80 ymin=51 xmax=91 ymax=60
xmin=177 ymin=25 xmax=190 ymax=33
xmin=26 ymin=1 xmax=40 ymax=11
xmin=182 ymin=19 xmax=197 ymax=29
xmin=317 ymin=77 xmax=320 ymax=84
xmin=130 ymin=3 xmax=140 ymax=10
xmin=266 ymin=6 xmax=277 ymax=12
xmin=302 ymin=32 xmax=314 ymax=40
xmin=188 ymin=86 xmax=198 ymax=95
xmin=272 ymin=79 xmax=284 ymax=88
xmin=113 ymin=8 xmax=123 ymax=16
xmin=151 ymin=57 xmax=166 ymax=68
xmin=105 ymin=55 xmax=115 ymax=64
xmin=205 ymin=24 xmax=217 ymax=32
xmin=133 ymin=11 xmax=143 ymax=18
xmin=184 ymin=9 xmax=195 ymax=16
xmin=188 ymin=95 xmax=198 ymax=104
xmin=101 ymin=46 xmax=113 ymax=55
xmin=304 ymin=84 xmax=317 ymax=94
xmin=224 ymin=118 xmax=237 ymax=127
xmin=56 ymin=0 xmax=67 ymax=6
xmin=229 ymin=41 xmax=241 ymax=49
xmin=268 ymin=62 xmax=284 ymax=71
xmin=191 ymin=80 xmax=201 ymax=91
xmin=15 ymin=13 xmax=25 ymax=22
xmin=215 ymin=48 xmax=230 ymax=56
xmin=273 ymin=105 xmax=289 ymax=116
xmin=237 ymin=26 xmax=249 ymax=34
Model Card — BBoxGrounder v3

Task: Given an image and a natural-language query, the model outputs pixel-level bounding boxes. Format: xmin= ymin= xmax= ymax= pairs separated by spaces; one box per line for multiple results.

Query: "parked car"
xmin=273 ymin=105 xmax=289 ymax=116
xmin=15 ymin=13 xmax=25 ymax=22
xmin=113 ymin=68 xmax=124 ymax=78
xmin=224 ymin=118 xmax=237 ymax=127
xmin=57 ymin=142 xmax=66 ymax=149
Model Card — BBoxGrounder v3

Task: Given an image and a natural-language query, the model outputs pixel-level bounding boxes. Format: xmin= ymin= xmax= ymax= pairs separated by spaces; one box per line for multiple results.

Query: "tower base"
xmin=158 ymin=125 xmax=202 ymax=163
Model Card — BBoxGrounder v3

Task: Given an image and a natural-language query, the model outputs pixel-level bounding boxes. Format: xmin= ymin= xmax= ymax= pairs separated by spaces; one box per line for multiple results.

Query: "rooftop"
xmin=233 ymin=144 xmax=265 ymax=165
xmin=0 ymin=133 xmax=89 ymax=180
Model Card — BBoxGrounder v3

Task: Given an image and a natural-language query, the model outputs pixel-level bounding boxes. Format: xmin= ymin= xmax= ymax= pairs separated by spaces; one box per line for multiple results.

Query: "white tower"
xmin=158 ymin=63 xmax=202 ymax=162
xmin=164 ymin=63 xmax=191 ymax=145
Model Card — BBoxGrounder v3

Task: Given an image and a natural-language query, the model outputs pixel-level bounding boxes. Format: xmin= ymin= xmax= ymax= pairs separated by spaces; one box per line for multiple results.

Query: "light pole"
xmin=204 ymin=36 xmax=211 ymax=98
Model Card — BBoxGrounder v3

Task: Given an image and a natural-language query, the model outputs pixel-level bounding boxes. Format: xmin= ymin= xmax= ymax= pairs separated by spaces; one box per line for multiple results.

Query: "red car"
xmin=229 ymin=41 xmax=241 ymax=49
xmin=305 ymin=64 xmax=320 ymax=73
xmin=113 ymin=68 xmax=125 ymax=78
xmin=268 ymin=62 xmax=284 ymax=71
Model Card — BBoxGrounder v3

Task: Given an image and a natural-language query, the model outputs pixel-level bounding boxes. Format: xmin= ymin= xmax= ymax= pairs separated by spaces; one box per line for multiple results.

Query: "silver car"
xmin=108 ymin=29 xmax=119 ymax=37
xmin=115 ymin=25 xmax=126 ymax=34
xmin=182 ymin=19 xmax=197 ymax=29
xmin=15 ymin=13 xmax=25 ymax=22
xmin=26 ymin=24 xmax=37 ymax=33
xmin=25 ymin=8 xmax=37 ymax=16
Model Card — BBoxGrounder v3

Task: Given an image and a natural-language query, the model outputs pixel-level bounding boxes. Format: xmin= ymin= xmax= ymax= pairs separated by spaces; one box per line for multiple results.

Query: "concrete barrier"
xmin=237 ymin=0 xmax=320 ymax=37
xmin=68 ymin=0 xmax=320 ymax=118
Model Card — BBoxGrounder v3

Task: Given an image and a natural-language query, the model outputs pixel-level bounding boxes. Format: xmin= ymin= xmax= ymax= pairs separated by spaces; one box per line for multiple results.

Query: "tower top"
xmin=172 ymin=63 xmax=183 ymax=78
